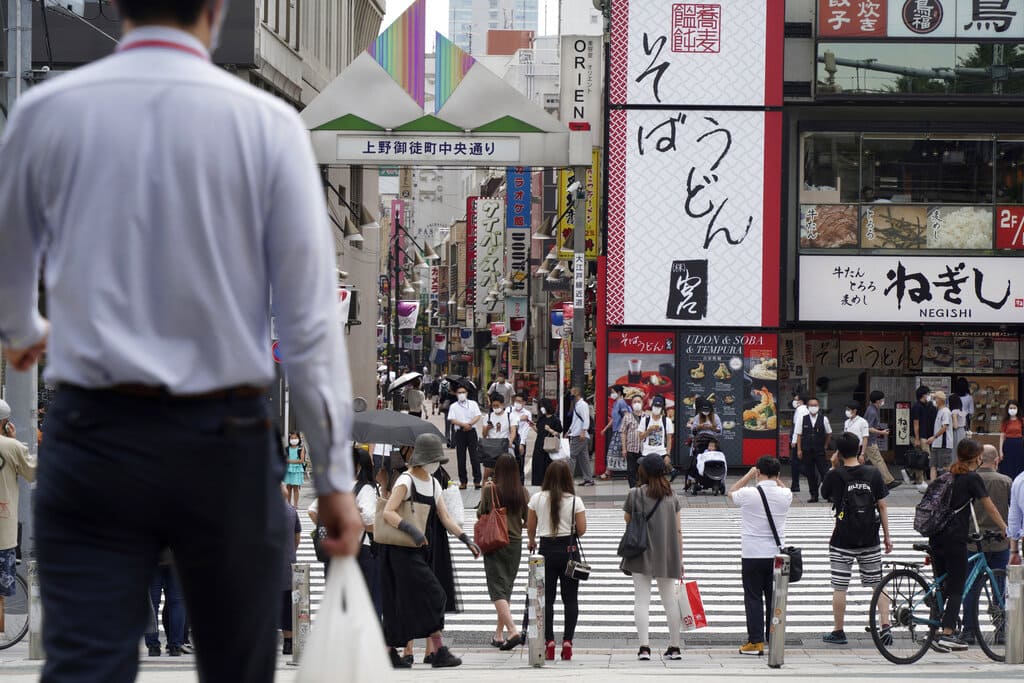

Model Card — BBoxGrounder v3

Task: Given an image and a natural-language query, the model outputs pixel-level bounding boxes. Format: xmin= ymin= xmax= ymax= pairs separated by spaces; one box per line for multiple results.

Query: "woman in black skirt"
xmin=379 ymin=434 xmax=481 ymax=669
xmin=530 ymin=398 xmax=563 ymax=486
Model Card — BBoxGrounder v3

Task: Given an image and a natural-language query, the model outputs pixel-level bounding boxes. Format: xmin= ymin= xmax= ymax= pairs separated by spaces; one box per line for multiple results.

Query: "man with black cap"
xmin=0 ymin=399 xmax=36 ymax=637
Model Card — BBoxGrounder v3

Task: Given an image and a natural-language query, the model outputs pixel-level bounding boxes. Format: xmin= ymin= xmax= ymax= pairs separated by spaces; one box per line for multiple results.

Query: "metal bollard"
xmin=291 ymin=562 xmax=311 ymax=666
xmin=767 ymin=553 xmax=791 ymax=669
xmin=28 ymin=561 xmax=44 ymax=660
xmin=1005 ymin=565 xmax=1024 ymax=664
xmin=526 ymin=554 xmax=545 ymax=667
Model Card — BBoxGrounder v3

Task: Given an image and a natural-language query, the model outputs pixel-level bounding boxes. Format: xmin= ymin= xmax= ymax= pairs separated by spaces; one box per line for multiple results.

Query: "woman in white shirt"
xmin=481 ymin=393 xmax=517 ymax=481
xmin=526 ymin=460 xmax=587 ymax=662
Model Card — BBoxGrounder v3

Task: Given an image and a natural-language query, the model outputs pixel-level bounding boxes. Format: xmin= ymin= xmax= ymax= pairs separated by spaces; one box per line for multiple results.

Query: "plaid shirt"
xmin=620 ymin=411 xmax=642 ymax=454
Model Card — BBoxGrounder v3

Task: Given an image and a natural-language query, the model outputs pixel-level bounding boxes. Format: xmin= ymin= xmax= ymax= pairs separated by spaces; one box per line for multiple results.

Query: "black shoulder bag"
xmin=757 ymin=486 xmax=802 ymax=583
xmin=565 ymin=496 xmax=591 ymax=581
xmin=617 ymin=487 xmax=664 ymax=559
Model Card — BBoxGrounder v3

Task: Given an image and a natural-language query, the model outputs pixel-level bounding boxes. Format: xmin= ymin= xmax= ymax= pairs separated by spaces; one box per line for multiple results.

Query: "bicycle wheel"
xmin=0 ymin=572 xmax=29 ymax=650
xmin=971 ymin=568 xmax=1006 ymax=662
xmin=869 ymin=568 xmax=936 ymax=664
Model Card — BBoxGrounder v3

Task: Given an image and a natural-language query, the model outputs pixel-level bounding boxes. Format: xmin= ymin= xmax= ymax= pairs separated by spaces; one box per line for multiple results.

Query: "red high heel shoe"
xmin=545 ymin=640 xmax=555 ymax=661
xmin=561 ymin=640 xmax=573 ymax=661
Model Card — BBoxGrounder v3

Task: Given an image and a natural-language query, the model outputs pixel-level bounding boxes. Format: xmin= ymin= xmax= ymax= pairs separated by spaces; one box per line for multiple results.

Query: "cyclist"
xmin=820 ymin=432 xmax=892 ymax=645
xmin=928 ymin=438 xmax=1008 ymax=651
xmin=0 ymin=399 xmax=36 ymax=636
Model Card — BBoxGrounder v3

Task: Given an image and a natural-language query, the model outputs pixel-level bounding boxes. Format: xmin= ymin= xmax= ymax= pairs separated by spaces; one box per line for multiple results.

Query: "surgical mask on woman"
xmin=1010 ymin=407 xmax=1019 ymax=417
xmin=652 ymin=406 xmax=663 ymax=416
xmin=514 ymin=402 xmax=524 ymax=410
xmin=457 ymin=393 xmax=468 ymax=404
xmin=424 ymin=462 xmax=440 ymax=475
xmin=845 ymin=409 xmax=853 ymax=419
xmin=610 ymin=392 xmax=618 ymax=400
xmin=809 ymin=406 xmax=819 ymax=415
xmin=792 ymin=400 xmax=800 ymax=409
xmin=289 ymin=438 xmax=299 ymax=446
xmin=632 ymin=402 xmax=643 ymax=413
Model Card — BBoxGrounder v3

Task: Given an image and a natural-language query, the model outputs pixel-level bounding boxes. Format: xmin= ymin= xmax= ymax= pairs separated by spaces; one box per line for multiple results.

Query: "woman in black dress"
xmin=530 ymin=398 xmax=563 ymax=486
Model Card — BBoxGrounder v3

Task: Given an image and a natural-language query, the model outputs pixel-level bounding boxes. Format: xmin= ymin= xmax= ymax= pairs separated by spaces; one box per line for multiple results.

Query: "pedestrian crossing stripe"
xmin=297 ymin=507 xmax=930 ymax=635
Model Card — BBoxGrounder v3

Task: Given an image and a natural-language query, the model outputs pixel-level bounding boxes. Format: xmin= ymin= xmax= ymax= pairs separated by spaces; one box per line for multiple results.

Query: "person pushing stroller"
xmin=688 ymin=438 xmax=727 ymax=495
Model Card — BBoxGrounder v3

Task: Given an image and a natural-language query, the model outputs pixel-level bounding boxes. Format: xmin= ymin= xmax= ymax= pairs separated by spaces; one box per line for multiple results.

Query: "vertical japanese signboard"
xmin=606 ymin=0 xmax=783 ymax=327
xmin=556 ymin=148 xmax=601 ymax=260
xmin=465 ymin=196 xmax=478 ymax=308
xmin=506 ymin=168 xmax=531 ymax=302
xmin=475 ymin=198 xmax=505 ymax=315
xmin=560 ymin=35 xmax=603 ymax=147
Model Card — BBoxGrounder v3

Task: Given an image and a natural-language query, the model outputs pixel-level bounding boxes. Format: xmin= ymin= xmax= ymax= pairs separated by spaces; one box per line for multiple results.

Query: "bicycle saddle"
xmin=912 ymin=542 xmax=931 ymax=553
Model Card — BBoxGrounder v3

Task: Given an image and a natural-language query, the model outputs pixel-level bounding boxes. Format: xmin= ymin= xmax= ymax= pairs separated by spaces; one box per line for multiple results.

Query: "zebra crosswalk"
xmin=297 ymin=504 xmax=929 ymax=640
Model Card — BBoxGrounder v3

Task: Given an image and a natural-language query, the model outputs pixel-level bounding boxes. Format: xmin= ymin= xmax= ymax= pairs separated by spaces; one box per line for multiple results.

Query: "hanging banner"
xmin=556 ymin=147 xmax=601 ymax=260
xmin=505 ymin=296 xmax=528 ymax=319
xmin=460 ymin=327 xmax=474 ymax=350
xmin=397 ymin=300 xmax=420 ymax=330
xmin=895 ymin=401 xmax=911 ymax=447
xmin=550 ymin=308 xmax=565 ymax=339
xmin=510 ymin=317 xmax=528 ymax=342
xmin=400 ymin=334 xmax=412 ymax=349
xmin=778 ymin=332 xmax=806 ymax=380
xmin=465 ymin=196 xmax=478 ymax=308
xmin=490 ymin=322 xmax=507 ymax=345
xmin=475 ymin=198 xmax=505 ymax=314
xmin=505 ymin=167 xmax=532 ymax=230
xmin=410 ymin=334 xmax=424 ymax=351
xmin=560 ymin=35 xmax=603 ymax=146
xmin=377 ymin=324 xmax=386 ymax=350
xmin=337 ymin=288 xmax=352 ymax=324
xmin=507 ymin=227 xmax=530 ymax=294
xmin=433 ymin=332 xmax=447 ymax=350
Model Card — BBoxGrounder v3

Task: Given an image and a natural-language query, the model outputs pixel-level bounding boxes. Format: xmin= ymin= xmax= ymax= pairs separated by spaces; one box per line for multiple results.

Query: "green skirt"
xmin=483 ymin=537 xmax=523 ymax=602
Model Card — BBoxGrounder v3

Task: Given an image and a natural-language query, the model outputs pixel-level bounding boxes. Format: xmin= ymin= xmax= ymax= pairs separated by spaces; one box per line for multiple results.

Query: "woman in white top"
xmin=379 ymin=435 xmax=481 ymax=669
xmin=481 ymin=393 xmax=517 ymax=481
xmin=526 ymin=460 xmax=587 ymax=662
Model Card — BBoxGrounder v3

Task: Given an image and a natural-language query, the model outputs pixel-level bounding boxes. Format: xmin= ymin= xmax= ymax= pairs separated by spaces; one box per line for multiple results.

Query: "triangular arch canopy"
xmin=301 ymin=0 xmax=570 ymax=167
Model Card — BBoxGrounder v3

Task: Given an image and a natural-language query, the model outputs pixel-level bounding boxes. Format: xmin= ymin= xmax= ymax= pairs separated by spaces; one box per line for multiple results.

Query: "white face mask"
xmin=514 ymin=402 xmax=523 ymax=410
xmin=424 ymin=462 xmax=440 ymax=475
xmin=632 ymin=402 xmax=643 ymax=413
xmin=845 ymin=410 xmax=853 ymax=419
xmin=879 ymin=401 xmax=885 ymax=408
xmin=700 ymin=411 xmax=708 ymax=417
xmin=652 ymin=406 xmax=663 ymax=416
xmin=610 ymin=392 xmax=618 ymax=400
xmin=289 ymin=439 xmax=299 ymax=446
xmin=809 ymin=406 xmax=819 ymax=415
xmin=792 ymin=400 xmax=800 ymax=409
xmin=1010 ymin=408 xmax=1019 ymax=417
xmin=457 ymin=394 xmax=468 ymax=404
xmin=540 ymin=407 xmax=547 ymax=415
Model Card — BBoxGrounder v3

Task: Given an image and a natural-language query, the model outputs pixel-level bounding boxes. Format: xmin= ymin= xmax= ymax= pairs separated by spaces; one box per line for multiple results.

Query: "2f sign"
xmin=560 ymin=35 xmax=602 ymax=146
xmin=997 ymin=206 xmax=1024 ymax=250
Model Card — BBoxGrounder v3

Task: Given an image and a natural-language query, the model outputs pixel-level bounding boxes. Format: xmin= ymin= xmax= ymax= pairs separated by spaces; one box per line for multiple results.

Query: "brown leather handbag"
xmin=373 ymin=476 xmax=432 ymax=548
xmin=473 ymin=483 xmax=510 ymax=554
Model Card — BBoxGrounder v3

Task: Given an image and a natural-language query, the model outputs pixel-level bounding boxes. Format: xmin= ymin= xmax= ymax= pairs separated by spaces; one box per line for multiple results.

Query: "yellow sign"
xmin=557 ymin=148 xmax=600 ymax=260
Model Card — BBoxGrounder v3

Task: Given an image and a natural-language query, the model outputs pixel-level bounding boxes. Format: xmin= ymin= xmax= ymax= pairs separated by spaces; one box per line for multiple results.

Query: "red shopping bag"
xmin=677 ymin=579 xmax=707 ymax=631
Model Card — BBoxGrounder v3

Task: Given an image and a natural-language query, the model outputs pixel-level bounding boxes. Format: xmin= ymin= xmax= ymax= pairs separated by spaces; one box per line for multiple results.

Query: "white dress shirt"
xmin=0 ymin=28 xmax=353 ymax=493
xmin=509 ymin=404 xmax=530 ymax=445
xmin=845 ymin=415 xmax=871 ymax=443
xmin=568 ymin=397 xmax=590 ymax=438
xmin=791 ymin=404 xmax=810 ymax=445
xmin=448 ymin=399 xmax=482 ymax=432
xmin=731 ymin=480 xmax=793 ymax=558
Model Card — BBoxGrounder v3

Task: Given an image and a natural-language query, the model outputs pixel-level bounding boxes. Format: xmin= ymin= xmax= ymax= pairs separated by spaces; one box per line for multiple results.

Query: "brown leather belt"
xmin=105 ymin=383 xmax=267 ymax=401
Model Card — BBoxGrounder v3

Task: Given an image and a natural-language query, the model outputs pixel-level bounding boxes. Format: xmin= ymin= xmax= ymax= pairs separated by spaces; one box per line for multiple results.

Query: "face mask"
xmin=289 ymin=439 xmax=299 ymax=446
xmin=514 ymin=402 xmax=523 ymax=410
xmin=700 ymin=411 xmax=708 ymax=417
xmin=632 ymin=402 xmax=643 ymax=412
xmin=492 ymin=406 xmax=502 ymax=414
xmin=809 ymin=406 xmax=819 ymax=415
xmin=845 ymin=410 xmax=853 ymax=419
xmin=1010 ymin=408 xmax=1019 ymax=417
xmin=610 ymin=392 xmax=618 ymax=400
xmin=457 ymin=394 xmax=467 ymax=403
xmin=424 ymin=462 xmax=440 ymax=475
xmin=652 ymin=406 xmax=663 ymax=416
xmin=879 ymin=401 xmax=885 ymax=408
xmin=540 ymin=407 xmax=547 ymax=415
xmin=792 ymin=400 xmax=800 ymax=409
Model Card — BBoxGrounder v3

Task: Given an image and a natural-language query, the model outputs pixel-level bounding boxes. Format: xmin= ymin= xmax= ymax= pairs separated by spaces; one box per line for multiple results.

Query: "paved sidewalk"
xmin=1 ymin=647 xmax=1021 ymax=682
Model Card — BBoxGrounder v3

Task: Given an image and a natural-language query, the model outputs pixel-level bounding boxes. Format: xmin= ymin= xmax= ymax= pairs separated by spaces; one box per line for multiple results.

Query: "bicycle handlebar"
xmin=967 ymin=530 xmax=1006 ymax=543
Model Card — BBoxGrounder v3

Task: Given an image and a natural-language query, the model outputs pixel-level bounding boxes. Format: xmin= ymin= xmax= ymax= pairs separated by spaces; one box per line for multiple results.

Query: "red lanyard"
xmin=117 ymin=39 xmax=208 ymax=61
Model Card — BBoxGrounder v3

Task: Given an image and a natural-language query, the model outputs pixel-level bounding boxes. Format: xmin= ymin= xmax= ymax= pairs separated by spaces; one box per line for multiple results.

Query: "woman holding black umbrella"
xmin=530 ymin=398 xmax=563 ymax=486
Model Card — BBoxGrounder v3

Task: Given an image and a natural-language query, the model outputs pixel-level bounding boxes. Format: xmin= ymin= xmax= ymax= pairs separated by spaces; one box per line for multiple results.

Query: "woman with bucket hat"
xmin=379 ymin=434 xmax=482 ymax=668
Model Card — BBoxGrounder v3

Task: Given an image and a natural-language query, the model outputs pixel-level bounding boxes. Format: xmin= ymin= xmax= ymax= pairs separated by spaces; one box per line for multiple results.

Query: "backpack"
xmin=914 ymin=472 xmax=970 ymax=537
xmin=616 ymin=488 xmax=664 ymax=559
xmin=834 ymin=468 xmax=879 ymax=547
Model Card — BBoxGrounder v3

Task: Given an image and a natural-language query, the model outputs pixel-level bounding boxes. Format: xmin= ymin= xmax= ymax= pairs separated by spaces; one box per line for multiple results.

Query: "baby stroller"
xmin=685 ymin=432 xmax=727 ymax=495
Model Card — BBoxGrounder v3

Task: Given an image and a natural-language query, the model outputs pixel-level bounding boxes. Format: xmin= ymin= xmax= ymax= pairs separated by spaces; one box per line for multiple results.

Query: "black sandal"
xmin=500 ymin=634 xmax=524 ymax=651
xmin=490 ymin=638 xmax=506 ymax=648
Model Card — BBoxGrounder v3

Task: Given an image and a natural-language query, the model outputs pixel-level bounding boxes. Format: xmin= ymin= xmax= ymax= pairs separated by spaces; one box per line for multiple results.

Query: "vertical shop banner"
xmin=550 ymin=308 xmax=565 ymax=339
xmin=557 ymin=148 xmax=601 ymax=260
xmin=607 ymin=331 xmax=677 ymax=469
xmin=779 ymin=332 xmax=806 ymax=380
xmin=509 ymin=317 xmax=527 ymax=342
xmin=609 ymin=0 xmax=783 ymax=107
xmin=397 ymin=301 xmax=420 ymax=330
xmin=560 ymin=35 xmax=603 ymax=146
xmin=895 ymin=402 xmax=911 ymax=447
xmin=505 ymin=166 xmax=531 ymax=308
xmin=410 ymin=335 xmax=424 ymax=351
xmin=465 ymin=196 xmax=478 ymax=308
xmin=460 ymin=327 xmax=474 ymax=351
xmin=606 ymin=0 xmax=782 ymax=328
xmin=391 ymin=199 xmax=406 ymax=272
xmin=678 ymin=332 xmax=778 ymax=466
xmin=475 ymin=198 xmax=505 ymax=315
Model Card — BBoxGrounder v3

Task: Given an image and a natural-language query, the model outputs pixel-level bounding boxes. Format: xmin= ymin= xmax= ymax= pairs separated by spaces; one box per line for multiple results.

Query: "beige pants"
xmin=863 ymin=444 xmax=893 ymax=485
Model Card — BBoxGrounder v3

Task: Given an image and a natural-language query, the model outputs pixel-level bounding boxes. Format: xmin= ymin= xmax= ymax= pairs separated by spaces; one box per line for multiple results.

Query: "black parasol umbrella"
xmin=444 ymin=375 xmax=478 ymax=396
xmin=351 ymin=410 xmax=444 ymax=447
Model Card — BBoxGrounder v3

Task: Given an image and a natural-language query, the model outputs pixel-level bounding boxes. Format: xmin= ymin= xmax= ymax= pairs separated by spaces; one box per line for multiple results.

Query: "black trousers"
xmin=36 ymin=386 xmax=285 ymax=683
xmin=802 ymin=450 xmax=830 ymax=499
xmin=741 ymin=557 xmax=775 ymax=644
xmin=626 ymin=451 xmax=641 ymax=488
xmin=453 ymin=429 xmax=480 ymax=485
xmin=930 ymin=538 xmax=968 ymax=630
xmin=539 ymin=537 xmax=581 ymax=643
xmin=790 ymin=455 xmax=802 ymax=491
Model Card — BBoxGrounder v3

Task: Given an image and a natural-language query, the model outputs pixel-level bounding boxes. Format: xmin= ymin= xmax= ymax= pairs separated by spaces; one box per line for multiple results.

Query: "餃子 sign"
xmin=605 ymin=0 xmax=783 ymax=327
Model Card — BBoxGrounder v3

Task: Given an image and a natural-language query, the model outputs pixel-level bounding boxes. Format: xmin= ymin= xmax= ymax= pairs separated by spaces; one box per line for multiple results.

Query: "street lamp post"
xmin=387 ymin=218 xmax=438 ymax=393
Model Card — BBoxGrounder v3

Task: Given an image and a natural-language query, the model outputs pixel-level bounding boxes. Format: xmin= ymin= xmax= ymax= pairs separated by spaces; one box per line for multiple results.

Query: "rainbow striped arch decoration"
xmin=434 ymin=33 xmax=475 ymax=113
xmin=367 ymin=0 xmax=426 ymax=109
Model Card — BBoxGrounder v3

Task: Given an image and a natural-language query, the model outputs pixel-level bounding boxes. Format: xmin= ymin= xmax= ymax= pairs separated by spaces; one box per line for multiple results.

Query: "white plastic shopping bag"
xmin=676 ymin=579 xmax=708 ymax=631
xmin=441 ymin=481 xmax=466 ymax=527
xmin=297 ymin=557 xmax=390 ymax=683
xmin=550 ymin=437 xmax=571 ymax=462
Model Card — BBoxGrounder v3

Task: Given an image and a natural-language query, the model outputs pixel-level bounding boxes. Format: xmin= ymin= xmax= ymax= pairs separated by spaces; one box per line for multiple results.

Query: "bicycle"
xmin=867 ymin=530 xmax=1007 ymax=664
xmin=0 ymin=559 xmax=30 ymax=650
